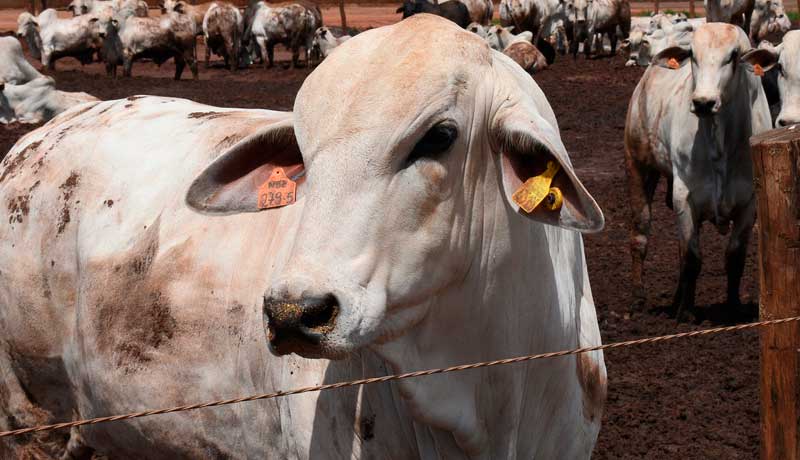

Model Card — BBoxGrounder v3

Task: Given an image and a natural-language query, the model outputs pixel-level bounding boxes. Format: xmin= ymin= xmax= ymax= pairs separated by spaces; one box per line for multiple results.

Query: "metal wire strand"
xmin=2 ymin=315 xmax=798 ymax=439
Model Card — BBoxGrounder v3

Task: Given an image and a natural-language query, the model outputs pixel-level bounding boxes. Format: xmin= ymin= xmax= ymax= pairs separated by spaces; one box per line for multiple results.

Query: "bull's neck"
xmin=372 ymin=184 xmax=579 ymax=457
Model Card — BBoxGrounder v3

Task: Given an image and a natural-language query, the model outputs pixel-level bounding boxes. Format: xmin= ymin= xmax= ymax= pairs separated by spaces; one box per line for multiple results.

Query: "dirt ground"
xmin=0 ymin=22 xmax=764 ymax=460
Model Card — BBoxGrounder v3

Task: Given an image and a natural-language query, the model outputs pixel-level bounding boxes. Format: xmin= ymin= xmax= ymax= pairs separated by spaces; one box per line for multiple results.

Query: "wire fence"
xmin=2 ymin=314 xmax=798 ymax=439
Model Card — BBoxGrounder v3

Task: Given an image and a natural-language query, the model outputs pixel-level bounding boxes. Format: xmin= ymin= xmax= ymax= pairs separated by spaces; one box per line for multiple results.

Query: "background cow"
xmin=396 ymin=0 xmax=471 ymax=28
xmin=202 ymin=2 xmax=243 ymax=70
xmin=0 ymin=77 xmax=97 ymax=123
xmin=624 ymin=23 xmax=771 ymax=317
xmin=248 ymin=2 xmax=322 ymax=68
xmin=0 ymin=37 xmax=42 ymax=84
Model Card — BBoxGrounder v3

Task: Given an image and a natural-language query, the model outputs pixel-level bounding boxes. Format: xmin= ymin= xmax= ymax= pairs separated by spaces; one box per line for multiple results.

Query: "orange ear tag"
xmin=753 ymin=63 xmax=765 ymax=77
xmin=512 ymin=161 xmax=563 ymax=213
xmin=257 ymin=167 xmax=297 ymax=209
xmin=667 ymin=58 xmax=680 ymax=69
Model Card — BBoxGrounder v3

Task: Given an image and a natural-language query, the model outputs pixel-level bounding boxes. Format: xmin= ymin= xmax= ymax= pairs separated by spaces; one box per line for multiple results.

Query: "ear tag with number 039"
xmin=512 ymin=160 xmax=563 ymax=213
xmin=257 ymin=167 xmax=297 ymax=209
xmin=753 ymin=63 xmax=765 ymax=77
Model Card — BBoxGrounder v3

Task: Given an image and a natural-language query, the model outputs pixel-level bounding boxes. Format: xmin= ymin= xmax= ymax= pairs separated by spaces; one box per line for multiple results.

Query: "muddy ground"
xmin=0 ymin=44 xmax=763 ymax=459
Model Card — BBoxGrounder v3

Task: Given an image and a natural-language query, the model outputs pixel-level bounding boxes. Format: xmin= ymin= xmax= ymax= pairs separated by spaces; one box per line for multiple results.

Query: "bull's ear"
xmin=396 ymin=6 xmax=403 ymax=13
xmin=491 ymin=62 xmax=603 ymax=233
xmin=653 ymin=46 xmax=691 ymax=69
xmin=741 ymin=46 xmax=780 ymax=74
xmin=186 ymin=118 xmax=304 ymax=215
xmin=67 ymin=4 xmax=75 ymax=12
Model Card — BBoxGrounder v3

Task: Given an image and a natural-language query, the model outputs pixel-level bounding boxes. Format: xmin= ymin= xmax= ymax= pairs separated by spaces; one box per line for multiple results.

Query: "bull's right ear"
xmin=653 ymin=46 xmax=691 ymax=69
xmin=186 ymin=118 xmax=304 ymax=215
xmin=491 ymin=57 xmax=603 ymax=232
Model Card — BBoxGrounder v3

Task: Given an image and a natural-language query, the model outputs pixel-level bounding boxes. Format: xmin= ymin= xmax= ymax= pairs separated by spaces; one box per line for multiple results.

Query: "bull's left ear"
xmin=186 ymin=118 xmax=304 ymax=215
xmin=741 ymin=45 xmax=780 ymax=74
xmin=492 ymin=104 xmax=604 ymax=233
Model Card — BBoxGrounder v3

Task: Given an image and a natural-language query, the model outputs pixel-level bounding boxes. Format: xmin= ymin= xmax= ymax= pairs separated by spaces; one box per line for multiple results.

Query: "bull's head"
xmin=186 ymin=15 xmax=603 ymax=359
xmin=654 ymin=23 xmax=757 ymax=116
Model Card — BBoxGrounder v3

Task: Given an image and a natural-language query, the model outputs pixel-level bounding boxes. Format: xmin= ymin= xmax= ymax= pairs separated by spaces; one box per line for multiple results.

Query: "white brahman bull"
xmin=705 ymin=0 xmax=754 ymax=28
xmin=625 ymin=23 xmax=771 ymax=316
xmin=310 ymin=26 xmax=351 ymax=63
xmin=0 ymin=77 xmax=97 ymax=124
xmin=0 ymin=14 xmax=605 ymax=459
xmin=0 ymin=37 xmax=42 ymax=84
xmin=749 ymin=0 xmax=790 ymax=43
xmin=202 ymin=2 xmax=243 ymax=70
xmin=485 ymin=24 xmax=533 ymax=50
xmin=16 ymin=9 xmax=58 ymax=62
xmin=567 ymin=0 xmax=631 ymax=58
xmin=622 ymin=19 xmax=695 ymax=67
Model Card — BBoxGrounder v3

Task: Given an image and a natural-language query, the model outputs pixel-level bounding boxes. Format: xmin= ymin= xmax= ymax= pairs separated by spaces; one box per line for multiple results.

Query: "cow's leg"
xmin=123 ymin=53 xmax=133 ymax=77
xmin=609 ymin=32 xmax=618 ymax=57
xmin=267 ymin=42 xmax=275 ymax=68
xmin=0 ymin=346 xmax=53 ymax=457
xmin=627 ymin=162 xmax=660 ymax=306
xmin=205 ymin=43 xmax=211 ymax=68
xmin=725 ymin=199 xmax=756 ymax=308
xmin=672 ymin=181 xmax=702 ymax=319
xmin=187 ymin=49 xmax=199 ymax=80
xmin=174 ymin=54 xmax=186 ymax=80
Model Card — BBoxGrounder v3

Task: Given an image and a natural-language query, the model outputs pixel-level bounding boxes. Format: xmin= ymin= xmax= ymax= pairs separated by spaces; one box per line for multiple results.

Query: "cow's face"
xmin=90 ymin=13 xmax=119 ymax=40
xmin=569 ymin=0 xmax=589 ymax=25
xmin=485 ymin=25 xmax=508 ymax=50
xmin=186 ymin=15 xmax=603 ymax=359
xmin=742 ymin=32 xmax=799 ymax=125
xmin=16 ymin=13 xmax=38 ymax=38
xmin=653 ymin=23 xmax=751 ymax=116
xmin=67 ymin=0 xmax=91 ymax=16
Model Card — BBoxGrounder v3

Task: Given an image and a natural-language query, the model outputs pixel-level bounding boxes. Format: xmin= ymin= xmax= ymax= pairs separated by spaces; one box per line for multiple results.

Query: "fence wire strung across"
xmin=2 ymin=315 xmax=799 ymax=439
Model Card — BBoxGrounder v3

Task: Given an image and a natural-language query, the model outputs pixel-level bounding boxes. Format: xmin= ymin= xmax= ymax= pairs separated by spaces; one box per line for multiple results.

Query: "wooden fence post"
xmin=751 ymin=127 xmax=800 ymax=460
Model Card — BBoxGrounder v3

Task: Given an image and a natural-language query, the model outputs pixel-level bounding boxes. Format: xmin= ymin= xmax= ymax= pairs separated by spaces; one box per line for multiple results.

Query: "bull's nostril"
xmin=300 ymin=294 xmax=339 ymax=331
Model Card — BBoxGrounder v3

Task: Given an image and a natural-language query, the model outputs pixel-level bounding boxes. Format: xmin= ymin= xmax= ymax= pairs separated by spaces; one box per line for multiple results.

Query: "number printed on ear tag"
xmin=257 ymin=167 xmax=297 ymax=209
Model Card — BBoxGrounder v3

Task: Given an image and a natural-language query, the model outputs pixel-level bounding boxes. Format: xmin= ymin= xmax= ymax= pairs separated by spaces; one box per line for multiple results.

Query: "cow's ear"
xmin=186 ymin=118 xmax=304 ymax=215
xmin=491 ymin=60 xmax=603 ymax=233
xmin=652 ymin=46 xmax=691 ymax=69
xmin=67 ymin=4 xmax=75 ymax=12
xmin=741 ymin=46 xmax=780 ymax=74
xmin=396 ymin=6 xmax=403 ymax=13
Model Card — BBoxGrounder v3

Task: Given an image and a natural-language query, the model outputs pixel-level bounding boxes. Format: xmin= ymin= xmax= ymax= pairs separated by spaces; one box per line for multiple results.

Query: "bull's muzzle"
xmin=262 ymin=295 xmax=339 ymax=356
xmin=691 ymin=95 xmax=720 ymax=116
xmin=777 ymin=115 xmax=800 ymax=127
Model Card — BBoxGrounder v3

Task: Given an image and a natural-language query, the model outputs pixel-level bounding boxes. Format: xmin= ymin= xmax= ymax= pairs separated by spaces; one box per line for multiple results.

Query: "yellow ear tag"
xmin=512 ymin=161 xmax=563 ymax=213
xmin=667 ymin=58 xmax=680 ymax=69
xmin=754 ymin=63 xmax=765 ymax=77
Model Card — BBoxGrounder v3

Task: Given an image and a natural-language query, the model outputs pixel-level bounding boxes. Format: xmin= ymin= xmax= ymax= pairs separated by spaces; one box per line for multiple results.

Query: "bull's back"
xmin=0 ymin=96 xmax=290 ymax=358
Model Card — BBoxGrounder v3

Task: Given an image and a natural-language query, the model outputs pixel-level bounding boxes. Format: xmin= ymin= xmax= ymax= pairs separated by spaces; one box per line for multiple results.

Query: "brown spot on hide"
xmin=0 ymin=141 xmax=42 ymax=184
xmin=7 ymin=180 xmax=40 ymax=224
xmin=103 ymin=199 xmax=114 ymax=208
xmin=90 ymin=217 xmax=197 ymax=371
xmin=57 ymin=172 xmax=80 ymax=235
xmin=576 ymin=352 xmax=607 ymax=423
xmin=188 ymin=111 xmax=227 ymax=120
xmin=126 ymin=96 xmax=146 ymax=101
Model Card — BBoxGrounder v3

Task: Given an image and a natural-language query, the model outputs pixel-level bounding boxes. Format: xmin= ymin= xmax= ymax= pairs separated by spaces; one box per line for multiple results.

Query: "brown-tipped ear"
xmin=652 ymin=45 xmax=692 ymax=69
xmin=741 ymin=46 xmax=780 ymax=74
xmin=492 ymin=110 xmax=604 ymax=233
xmin=186 ymin=118 xmax=304 ymax=215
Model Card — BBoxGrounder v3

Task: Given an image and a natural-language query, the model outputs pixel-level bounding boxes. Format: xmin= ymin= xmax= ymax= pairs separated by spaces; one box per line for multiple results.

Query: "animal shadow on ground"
xmin=649 ymin=302 xmax=759 ymax=326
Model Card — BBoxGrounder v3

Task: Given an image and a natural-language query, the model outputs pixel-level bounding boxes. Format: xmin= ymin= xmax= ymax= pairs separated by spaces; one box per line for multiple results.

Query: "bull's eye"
xmin=405 ymin=123 xmax=458 ymax=167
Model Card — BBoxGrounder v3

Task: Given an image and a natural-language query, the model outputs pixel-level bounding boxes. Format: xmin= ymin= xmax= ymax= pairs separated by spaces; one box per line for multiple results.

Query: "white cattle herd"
xmin=0 ymin=0 xmax=798 ymax=455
